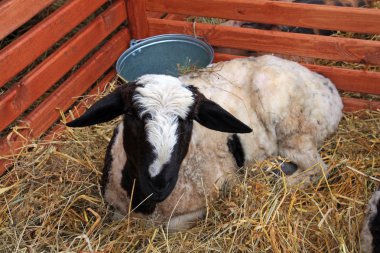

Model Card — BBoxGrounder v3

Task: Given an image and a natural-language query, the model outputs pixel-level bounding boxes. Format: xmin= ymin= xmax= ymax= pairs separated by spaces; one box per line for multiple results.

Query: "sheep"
xmin=361 ymin=188 xmax=380 ymax=253
xmin=67 ymin=55 xmax=343 ymax=230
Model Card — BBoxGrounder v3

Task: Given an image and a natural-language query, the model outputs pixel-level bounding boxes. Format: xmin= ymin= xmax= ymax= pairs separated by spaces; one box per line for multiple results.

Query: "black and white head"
xmin=67 ymin=74 xmax=252 ymax=213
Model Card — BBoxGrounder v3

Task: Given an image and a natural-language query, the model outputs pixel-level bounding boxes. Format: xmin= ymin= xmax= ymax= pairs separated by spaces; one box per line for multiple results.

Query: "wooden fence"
xmin=0 ymin=0 xmax=130 ymax=174
xmin=0 ymin=0 xmax=379 ymax=174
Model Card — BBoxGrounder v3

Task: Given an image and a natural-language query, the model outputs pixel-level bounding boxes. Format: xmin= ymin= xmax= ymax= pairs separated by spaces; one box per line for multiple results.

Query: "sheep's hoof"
xmin=272 ymin=161 xmax=298 ymax=176
xmin=280 ymin=161 xmax=298 ymax=175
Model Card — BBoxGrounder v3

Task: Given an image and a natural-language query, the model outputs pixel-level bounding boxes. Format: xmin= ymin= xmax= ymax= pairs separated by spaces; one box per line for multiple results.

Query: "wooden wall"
xmin=0 ymin=0 xmax=131 ymax=174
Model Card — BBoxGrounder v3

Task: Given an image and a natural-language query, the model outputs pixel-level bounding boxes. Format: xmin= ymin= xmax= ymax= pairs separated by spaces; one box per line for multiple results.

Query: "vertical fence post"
xmin=125 ymin=0 xmax=149 ymax=39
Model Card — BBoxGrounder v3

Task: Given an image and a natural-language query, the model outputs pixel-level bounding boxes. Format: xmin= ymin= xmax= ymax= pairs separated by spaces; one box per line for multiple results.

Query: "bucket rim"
xmin=115 ymin=33 xmax=214 ymax=79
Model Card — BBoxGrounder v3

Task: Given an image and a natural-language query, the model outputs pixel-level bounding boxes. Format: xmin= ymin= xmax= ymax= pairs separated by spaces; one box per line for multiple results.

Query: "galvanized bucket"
xmin=116 ymin=34 xmax=214 ymax=81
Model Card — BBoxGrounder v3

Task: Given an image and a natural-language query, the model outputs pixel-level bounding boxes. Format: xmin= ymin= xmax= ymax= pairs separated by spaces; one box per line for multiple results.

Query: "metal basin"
xmin=116 ymin=34 xmax=214 ymax=81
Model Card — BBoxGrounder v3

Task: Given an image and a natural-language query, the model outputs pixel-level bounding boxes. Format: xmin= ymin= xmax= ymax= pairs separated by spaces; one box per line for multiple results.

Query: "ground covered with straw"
xmin=0 ymin=85 xmax=379 ymax=253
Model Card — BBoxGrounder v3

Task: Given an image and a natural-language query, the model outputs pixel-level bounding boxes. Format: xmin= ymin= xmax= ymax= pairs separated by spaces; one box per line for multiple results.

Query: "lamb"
xmin=361 ymin=188 xmax=380 ymax=253
xmin=67 ymin=55 xmax=343 ymax=230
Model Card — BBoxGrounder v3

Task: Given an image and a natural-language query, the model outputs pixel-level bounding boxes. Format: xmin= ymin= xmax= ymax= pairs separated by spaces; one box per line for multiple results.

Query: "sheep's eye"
xmin=144 ymin=113 xmax=153 ymax=120
xmin=125 ymin=111 xmax=136 ymax=118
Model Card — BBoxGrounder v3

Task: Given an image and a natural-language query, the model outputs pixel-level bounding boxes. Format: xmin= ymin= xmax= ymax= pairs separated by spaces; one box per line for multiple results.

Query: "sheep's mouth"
xmin=148 ymin=176 xmax=177 ymax=202
xmin=129 ymin=177 xmax=175 ymax=214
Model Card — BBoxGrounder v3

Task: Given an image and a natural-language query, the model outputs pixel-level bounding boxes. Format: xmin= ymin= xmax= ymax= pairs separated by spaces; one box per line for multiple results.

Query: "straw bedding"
xmin=1 ymin=1 xmax=379 ymax=251
xmin=0 ymin=82 xmax=379 ymax=253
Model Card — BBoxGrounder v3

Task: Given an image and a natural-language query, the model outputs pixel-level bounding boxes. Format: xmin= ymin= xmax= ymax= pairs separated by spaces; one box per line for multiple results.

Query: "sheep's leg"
xmin=278 ymin=135 xmax=328 ymax=187
xmin=166 ymin=209 xmax=205 ymax=231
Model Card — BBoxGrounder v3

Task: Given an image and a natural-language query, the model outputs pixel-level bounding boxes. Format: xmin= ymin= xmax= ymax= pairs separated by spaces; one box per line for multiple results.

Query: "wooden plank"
xmin=342 ymin=97 xmax=380 ymax=112
xmin=126 ymin=0 xmax=149 ymax=39
xmin=165 ymin=14 xmax=188 ymax=21
xmin=146 ymin=0 xmax=380 ymax=34
xmin=0 ymin=29 xmax=129 ymax=175
xmin=215 ymin=53 xmax=380 ymax=95
xmin=0 ymin=0 xmax=109 ymax=87
xmin=147 ymin=12 xmax=187 ymax=20
xmin=0 ymin=0 xmax=54 ymax=40
xmin=0 ymin=0 xmax=127 ymax=132
xmin=303 ymin=64 xmax=380 ymax=95
xmin=148 ymin=19 xmax=380 ymax=65
xmin=214 ymin=52 xmax=249 ymax=62
xmin=147 ymin=11 xmax=166 ymax=18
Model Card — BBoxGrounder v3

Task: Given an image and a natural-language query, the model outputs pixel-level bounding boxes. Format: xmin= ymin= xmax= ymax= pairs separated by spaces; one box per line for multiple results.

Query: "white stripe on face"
xmin=133 ymin=75 xmax=194 ymax=178
xmin=146 ymin=114 xmax=179 ymax=177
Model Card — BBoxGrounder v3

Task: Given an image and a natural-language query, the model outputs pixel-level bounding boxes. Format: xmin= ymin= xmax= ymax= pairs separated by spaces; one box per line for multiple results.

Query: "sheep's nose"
xmin=150 ymin=163 xmax=174 ymax=186
xmin=149 ymin=175 xmax=177 ymax=202
xmin=150 ymin=181 xmax=173 ymax=202
xmin=151 ymin=176 xmax=171 ymax=191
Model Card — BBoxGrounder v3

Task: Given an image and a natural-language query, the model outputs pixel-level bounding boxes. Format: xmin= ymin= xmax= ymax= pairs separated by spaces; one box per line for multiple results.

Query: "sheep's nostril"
xmin=150 ymin=175 xmax=171 ymax=191
xmin=148 ymin=176 xmax=175 ymax=202
xmin=156 ymin=181 xmax=170 ymax=190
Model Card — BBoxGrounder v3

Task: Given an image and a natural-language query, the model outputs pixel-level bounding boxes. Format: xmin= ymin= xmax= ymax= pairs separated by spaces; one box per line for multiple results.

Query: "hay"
xmin=177 ymin=62 xmax=201 ymax=75
xmin=0 ymin=83 xmax=379 ymax=253
xmin=186 ymin=17 xmax=226 ymax=25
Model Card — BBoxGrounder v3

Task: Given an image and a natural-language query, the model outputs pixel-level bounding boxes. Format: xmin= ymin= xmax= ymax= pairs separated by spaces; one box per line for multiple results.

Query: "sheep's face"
xmin=67 ymin=74 xmax=252 ymax=213
xmin=123 ymin=75 xmax=196 ymax=206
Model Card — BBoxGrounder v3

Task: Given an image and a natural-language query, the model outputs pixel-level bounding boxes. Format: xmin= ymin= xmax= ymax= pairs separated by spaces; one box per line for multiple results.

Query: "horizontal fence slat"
xmin=342 ymin=97 xmax=380 ymax=112
xmin=214 ymin=53 xmax=380 ymax=111
xmin=165 ymin=13 xmax=188 ymax=20
xmin=146 ymin=0 xmax=380 ymax=34
xmin=214 ymin=53 xmax=380 ymax=95
xmin=148 ymin=18 xmax=380 ymax=65
xmin=0 ymin=29 xmax=129 ymax=175
xmin=0 ymin=0 xmax=54 ymax=40
xmin=303 ymin=64 xmax=380 ymax=95
xmin=147 ymin=12 xmax=188 ymax=20
xmin=0 ymin=0 xmax=127 ymax=132
xmin=0 ymin=0 xmax=109 ymax=87
xmin=147 ymin=11 xmax=166 ymax=18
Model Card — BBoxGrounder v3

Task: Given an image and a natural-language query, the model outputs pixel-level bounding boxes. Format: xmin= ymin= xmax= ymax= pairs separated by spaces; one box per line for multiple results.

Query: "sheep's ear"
xmin=194 ymin=99 xmax=252 ymax=133
xmin=66 ymin=88 xmax=124 ymax=127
